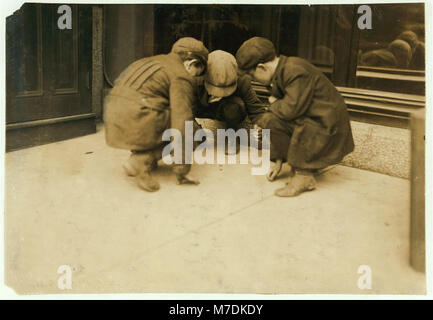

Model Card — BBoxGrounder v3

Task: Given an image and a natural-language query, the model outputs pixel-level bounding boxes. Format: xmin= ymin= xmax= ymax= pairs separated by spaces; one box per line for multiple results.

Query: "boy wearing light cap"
xmin=194 ymin=50 xmax=265 ymax=132
xmin=236 ymin=37 xmax=354 ymax=197
xmin=104 ymin=37 xmax=208 ymax=192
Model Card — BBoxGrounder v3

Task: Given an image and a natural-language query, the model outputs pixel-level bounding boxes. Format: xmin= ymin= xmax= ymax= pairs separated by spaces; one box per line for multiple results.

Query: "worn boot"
xmin=123 ymin=152 xmax=158 ymax=177
xmin=173 ymin=164 xmax=200 ymax=185
xmin=123 ymin=153 xmax=141 ymax=177
xmin=150 ymin=159 xmax=158 ymax=171
xmin=223 ymin=122 xmax=243 ymax=155
xmin=275 ymin=169 xmax=316 ymax=197
xmin=136 ymin=167 xmax=160 ymax=192
xmin=124 ymin=151 xmax=160 ymax=192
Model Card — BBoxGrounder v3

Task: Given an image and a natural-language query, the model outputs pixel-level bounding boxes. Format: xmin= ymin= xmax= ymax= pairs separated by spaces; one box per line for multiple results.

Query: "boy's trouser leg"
xmin=123 ymin=149 xmax=159 ymax=176
xmin=214 ymin=97 xmax=245 ymax=154
xmin=222 ymin=104 xmax=243 ymax=154
xmin=253 ymin=112 xmax=292 ymax=162
xmin=192 ymin=119 xmax=204 ymax=150
xmin=218 ymin=96 xmax=247 ymax=130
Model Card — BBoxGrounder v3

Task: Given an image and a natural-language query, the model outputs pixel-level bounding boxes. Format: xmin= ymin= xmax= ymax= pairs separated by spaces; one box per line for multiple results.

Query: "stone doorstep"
xmin=196 ymin=118 xmax=410 ymax=179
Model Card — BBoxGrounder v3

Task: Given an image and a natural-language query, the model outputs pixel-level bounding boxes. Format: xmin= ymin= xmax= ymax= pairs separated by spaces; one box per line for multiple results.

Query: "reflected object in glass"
xmin=360 ymin=49 xmax=396 ymax=68
xmin=387 ymin=39 xmax=412 ymax=69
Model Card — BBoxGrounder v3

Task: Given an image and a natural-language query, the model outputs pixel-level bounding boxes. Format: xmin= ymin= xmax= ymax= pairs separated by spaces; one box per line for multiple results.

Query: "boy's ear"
xmin=184 ymin=59 xmax=193 ymax=69
xmin=188 ymin=59 xmax=202 ymax=68
xmin=184 ymin=59 xmax=204 ymax=72
xmin=189 ymin=58 xmax=199 ymax=65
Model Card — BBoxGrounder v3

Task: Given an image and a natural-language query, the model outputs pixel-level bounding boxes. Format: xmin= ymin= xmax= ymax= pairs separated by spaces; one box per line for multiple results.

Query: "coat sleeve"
xmin=169 ymin=76 xmax=196 ymax=174
xmin=169 ymin=77 xmax=195 ymax=135
xmin=269 ymin=66 xmax=316 ymax=121
xmin=238 ymin=76 xmax=261 ymax=105
xmin=237 ymin=75 xmax=265 ymax=115
xmin=193 ymin=85 xmax=217 ymax=119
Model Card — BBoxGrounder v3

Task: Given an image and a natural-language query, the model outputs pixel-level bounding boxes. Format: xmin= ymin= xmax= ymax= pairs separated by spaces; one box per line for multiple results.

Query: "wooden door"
xmin=6 ymin=3 xmax=96 ymax=151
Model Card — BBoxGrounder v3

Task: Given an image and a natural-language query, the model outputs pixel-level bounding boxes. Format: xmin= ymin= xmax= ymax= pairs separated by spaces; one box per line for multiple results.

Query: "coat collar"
xmin=169 ymin=51 xmax=184 ymax=64
xmin=271 ymin=55 xmax=287 ymax=84
xmin=269 ymin=55 xmax=288 ymax=95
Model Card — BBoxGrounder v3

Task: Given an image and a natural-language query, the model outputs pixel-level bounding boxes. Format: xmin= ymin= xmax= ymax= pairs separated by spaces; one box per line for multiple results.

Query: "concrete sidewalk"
xmin=5 ymin=127 xmax=425 ymax=295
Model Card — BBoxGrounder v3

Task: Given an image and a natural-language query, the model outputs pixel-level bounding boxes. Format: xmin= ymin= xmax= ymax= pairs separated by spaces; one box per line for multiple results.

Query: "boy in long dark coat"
xmin=104 ymin=37 xmax=208 ymax=192
xmin=236 ymin=37 xmax=355 ymax=197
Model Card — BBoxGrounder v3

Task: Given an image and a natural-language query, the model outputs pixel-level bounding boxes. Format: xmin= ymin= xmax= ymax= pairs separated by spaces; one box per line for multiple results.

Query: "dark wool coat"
xmin=104 ymin=53 xmax=197 ymax=153
xmin=268 ymin=55 xmax=354 ymax=169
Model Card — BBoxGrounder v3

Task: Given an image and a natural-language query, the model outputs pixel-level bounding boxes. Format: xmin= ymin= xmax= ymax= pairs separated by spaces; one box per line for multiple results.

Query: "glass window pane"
xmin=297 ymin=5 xmax=356 ymax=82
xmin=357 ymin=3 xmax=424 ymax=71
xmin=355 ymin=4 xmax=425 ymax=95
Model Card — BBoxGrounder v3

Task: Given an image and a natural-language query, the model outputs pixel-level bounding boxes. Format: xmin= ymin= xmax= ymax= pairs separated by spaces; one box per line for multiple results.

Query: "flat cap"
xmin=171 ymin=37 xmax=209 ymax=65
xmin=236 ymin=37 xmax=276 ymax=71
xmin=205 ymin=50 xmax=238 ymax=98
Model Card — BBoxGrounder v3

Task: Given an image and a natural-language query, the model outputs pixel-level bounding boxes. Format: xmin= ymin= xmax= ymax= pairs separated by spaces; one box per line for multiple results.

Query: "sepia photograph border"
xmin=0 ymin=0 xmax=431 ymax=300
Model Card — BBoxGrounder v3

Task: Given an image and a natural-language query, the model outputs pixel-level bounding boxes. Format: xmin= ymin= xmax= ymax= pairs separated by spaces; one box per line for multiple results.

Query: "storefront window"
xmin=153 ymin=5 xmax=300 ymax=57
xmin=295 ymin=4 xmax=424 ymax=127
xmin=355 ymin=3 xmax=425 ymax=95
xmin=297 ymin=4 xmax=425 ymax=95
xmin=154 ymin=4 xmax=424 ymax=97
xmin=297 ymin=6 xmax=338 ymax=68
xmin=358 ymin=3 xmax=424 ymax=70
xmin=297 ymin=5 xmax=357 ymax=82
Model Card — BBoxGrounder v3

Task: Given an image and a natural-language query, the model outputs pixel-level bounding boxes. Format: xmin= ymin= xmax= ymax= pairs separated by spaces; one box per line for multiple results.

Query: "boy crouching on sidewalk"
xmin=236 ymin=37 xmax=355 ymax=197
xmin=104 ymin=37 xmax=208 ymax=192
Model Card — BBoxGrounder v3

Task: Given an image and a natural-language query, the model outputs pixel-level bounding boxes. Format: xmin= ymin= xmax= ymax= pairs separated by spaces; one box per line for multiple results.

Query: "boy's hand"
xmin=268 ymin=96 xmax=277 ymax=104
xmin=176 ymin=174 xmax=200 ymax=185
xmin=267 ymin=159 xmax=283 ymax=181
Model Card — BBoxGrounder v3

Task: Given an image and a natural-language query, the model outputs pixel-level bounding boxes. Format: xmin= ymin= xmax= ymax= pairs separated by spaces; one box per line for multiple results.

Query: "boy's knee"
xmin=254 ymin=112 xmax=279 ymax=128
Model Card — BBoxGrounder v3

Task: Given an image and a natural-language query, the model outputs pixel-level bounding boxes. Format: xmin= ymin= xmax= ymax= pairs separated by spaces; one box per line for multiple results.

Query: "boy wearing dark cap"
xmin=236 ymin=37 xmax=354 ymax=197
xmin=104 ymin=37 xmax=208 ymax=192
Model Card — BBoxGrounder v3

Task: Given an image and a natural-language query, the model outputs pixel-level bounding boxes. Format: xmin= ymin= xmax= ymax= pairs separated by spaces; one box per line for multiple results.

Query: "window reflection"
xmin=358 ymin=3 xmax=424 ymax=70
